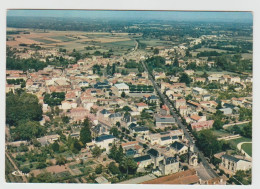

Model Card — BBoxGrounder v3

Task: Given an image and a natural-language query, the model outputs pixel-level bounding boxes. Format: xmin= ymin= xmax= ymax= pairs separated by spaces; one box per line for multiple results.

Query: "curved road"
xmin=141 ymin=61 xmax=219 ymax=179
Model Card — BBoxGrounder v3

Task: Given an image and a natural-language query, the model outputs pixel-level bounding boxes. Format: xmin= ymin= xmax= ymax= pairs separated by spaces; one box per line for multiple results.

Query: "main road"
xmin=141 ymin=61 xmax=219 ymax=179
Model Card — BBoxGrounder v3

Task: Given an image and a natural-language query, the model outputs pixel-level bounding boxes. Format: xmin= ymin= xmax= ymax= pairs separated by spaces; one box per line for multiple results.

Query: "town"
xmin=5 ymin=11 xmax=252 ymax=185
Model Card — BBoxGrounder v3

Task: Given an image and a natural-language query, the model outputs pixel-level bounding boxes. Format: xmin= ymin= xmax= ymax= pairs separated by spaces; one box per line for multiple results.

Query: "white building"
xmin=93 ymin=134 xmax=117 ymax=152
xmin=220 ymin=154 xmax=252 ymax=174
xmin=114 ymin=83 xmax=130 ymax=95
xmin=192 ymin=87 xmax=208 ymax=95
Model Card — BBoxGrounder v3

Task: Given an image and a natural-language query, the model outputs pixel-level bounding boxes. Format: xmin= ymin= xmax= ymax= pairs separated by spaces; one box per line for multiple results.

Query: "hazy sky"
xmin=7 ymin=10 xmax=253 ymax=22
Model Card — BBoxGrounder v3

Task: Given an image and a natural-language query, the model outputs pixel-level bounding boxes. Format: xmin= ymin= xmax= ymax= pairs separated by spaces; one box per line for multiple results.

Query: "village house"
xmin=159 ymin=157 xmax=180 ymax=175
xmin=93 ymin=134 xmax=117 ymax=152
xmin=175 ymin=99 xmax=186 ymax=109
xmin=136 ymin=102 xmax=149 ymax=112
xmin=170 ymin=141 xmax=188 ymax=155
xmin=145 ymin=130 xmax=184 ymax=146
xmin=155 ymin=116 xmax=176 ymax=129
xmin=114 ymin=83 xmax=130 ymax=95
xmin=220 ymin=154 xmax=252 ymax=174
xmin=179 ymin=106 xmax=188 ymax=116
xmin=191 ymin=120 xmax=214 ymax=131
xmin=108 ymin=112 xmax=122 ymax=125
xmin=133 ymin=155 xmax=152 ymax=172
xmin=192 ymin=87 xmax=208 ymax=95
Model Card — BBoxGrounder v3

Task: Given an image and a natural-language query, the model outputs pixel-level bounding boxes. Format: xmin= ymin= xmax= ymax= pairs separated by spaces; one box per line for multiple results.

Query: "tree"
xmin=110 ymin=127 xmax=119 ymax=137
xmin=153 ymin=48 xmax=159 ymax=54
xmin=119 ymin=157 xmax=137 ymax=175
xmin=242 ymin=122 xmax=252 ymax=138
xmin=6 ymin=91 xmax=43 ymax=126
xmin=216 ymin=101 xmax=222 ymax=109
xmin=108 ymin=162 xmax=120 ymax=175
xmin=179 ymin=73 xmax=191 ymax=85
xmin=121 ymin=92 xmax=126 ymax=98
xmin=36 ymin=162 xmax=47 ymax=169
xmin=115 ymin=145 xmax=124 ymax=163
xmin=173 ymin=57 xmax=179 ymax=67
xmin=61 ymin=116 xmax=70 ymax=124
xmin=213 ymin=119 xmax=223 ymax=130
xmin=183 ymin=165 xmax=188 ymax=170
xmin=21 ymin=167 xmax=30 ymax=174
xmin=56 ymin=155 xmax=67 ymax=166
xmin=109 ymin=142 xmax=118 ymax=160
xmin=186 ymin=62 xmax=196 ymax=70
xmin=116 ymin=121 xmax=121 ymax=127
xmin=13 ymin=121 xmax=46 ymax=141
xmin=52 ymin=141 xmax=60 ymax=152
xmin=196 ymin=130 xmax=222 ymax=158
xmin=91 ymin=145 xmax=102 ymax=158
xmin=201 ymin=71 xmax=208 ymax=78
xmin=122 ymin=106 xmax=132 ymax=112
xmin=95 ymin=164 xmax=103 ymax=174
xmin=30 ymin=172 xmax=54 ymax=183
xmin=80 ymin=118 xmax=92 ymax=145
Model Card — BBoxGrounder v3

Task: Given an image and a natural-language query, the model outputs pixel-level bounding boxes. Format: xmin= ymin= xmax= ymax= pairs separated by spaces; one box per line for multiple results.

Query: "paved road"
xmin=141 ymin=61 xmax=218 ymax=179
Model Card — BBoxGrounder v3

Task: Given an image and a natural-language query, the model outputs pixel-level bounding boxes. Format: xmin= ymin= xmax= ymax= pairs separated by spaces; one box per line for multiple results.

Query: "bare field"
xmin=6 ymin=28 xmax=133 ymax=53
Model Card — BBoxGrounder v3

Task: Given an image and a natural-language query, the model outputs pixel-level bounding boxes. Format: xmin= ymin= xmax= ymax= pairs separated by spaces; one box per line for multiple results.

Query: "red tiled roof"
xmin=190 ymin=115 xmax=201 ymax=121
xmin=141 ymin=169 xmax=199 ymax=184
xmin=136 ymin=102 xmax=148 ymax=107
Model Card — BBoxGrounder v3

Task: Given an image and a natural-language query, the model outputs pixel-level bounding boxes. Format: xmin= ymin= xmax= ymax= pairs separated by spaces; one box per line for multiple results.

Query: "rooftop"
xmin=133 ymin=155 xmax=151 ymax=162
xmin=95 ymin=134 xmax=115 ymax=142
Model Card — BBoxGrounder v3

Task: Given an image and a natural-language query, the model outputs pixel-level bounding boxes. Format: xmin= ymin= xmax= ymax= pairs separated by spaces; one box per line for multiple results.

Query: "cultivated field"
xmin=6 ymin=28 xmax=135 ymax=55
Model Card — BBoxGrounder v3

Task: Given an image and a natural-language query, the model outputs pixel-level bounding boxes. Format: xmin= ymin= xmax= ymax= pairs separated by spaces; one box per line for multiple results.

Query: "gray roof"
xmin=221 ymin=154 xmax=249 ymax=163
xmin=170 ymin=141 xmax=185 ymax=151
xmin=133 ymin=126 xmax=149 ymax=132
xmin=165 ymin=157 xmax=178 ymax=165
xmin=95 ymin=134 xmax=115 ymax=142
xmin=134 ymin=155 xmax=151 ymax=162
xmin=147 ymin=148 xmax=159 ymax=157
xmin=109 ymin=112 xmax=122 ymax=118
xmin=156 ymin=117 xmax=175 ymax=123
xmin=161 ymin=136 xmax=171 ymax=141
xmin=100 ymin=109 xmax=110 ymax=114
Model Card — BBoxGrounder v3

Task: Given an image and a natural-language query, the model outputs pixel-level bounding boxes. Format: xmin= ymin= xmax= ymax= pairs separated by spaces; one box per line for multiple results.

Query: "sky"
xmin=7 ymin=10 xmax=253 ymax=22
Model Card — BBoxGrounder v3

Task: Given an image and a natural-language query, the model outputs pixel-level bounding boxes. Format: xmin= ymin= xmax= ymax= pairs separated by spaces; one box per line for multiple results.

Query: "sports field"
xmin=241 ymin=143 xmax=252 ymax=157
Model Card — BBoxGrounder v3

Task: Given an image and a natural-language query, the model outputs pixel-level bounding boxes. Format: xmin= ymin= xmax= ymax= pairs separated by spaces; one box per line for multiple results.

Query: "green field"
xmin=195 ymin=70 xmax=239 ymax=76
xmin=212 ymin=130 xmax=230 ymax=137
xmin=228 ymin=137 xmax=252 ymax=148
xmin=31 ymin=38 xmax=57 ymax=44
xmin=49 ymin=36 xmax=75 ymax=42
xmin=241 ymin=143 xmax=252 ymax=157
xmin=139 ymin=39 xmax=173 ymax=47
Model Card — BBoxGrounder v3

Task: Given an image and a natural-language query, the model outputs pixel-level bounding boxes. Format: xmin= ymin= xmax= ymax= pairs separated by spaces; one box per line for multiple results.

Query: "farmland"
xmin=6 ymin=28 xmax=135 ymax=55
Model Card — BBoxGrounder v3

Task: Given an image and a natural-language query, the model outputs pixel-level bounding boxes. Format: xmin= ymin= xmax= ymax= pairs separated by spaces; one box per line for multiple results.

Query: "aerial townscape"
xmin=5 ymin=10 xmax=252 ymax=185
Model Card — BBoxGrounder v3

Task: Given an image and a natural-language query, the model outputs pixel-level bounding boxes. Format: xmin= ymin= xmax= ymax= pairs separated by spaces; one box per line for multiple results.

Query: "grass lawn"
xmin=212 ymin=129 xmax=230 ymax=137
xmin=225 ymin=124 xmax=247 ymax=132
xmin=228 ymin=137 xmax=252 ymax=148
xmin=241 ymin=143 xmax=252 ymax=157
xmin=31 ymin=38 xmax=57 ymax=44
xmin=49 ymin=35 xmax=75 ymax=42
xmin=195 ymin=70 xmax=239 ymax=76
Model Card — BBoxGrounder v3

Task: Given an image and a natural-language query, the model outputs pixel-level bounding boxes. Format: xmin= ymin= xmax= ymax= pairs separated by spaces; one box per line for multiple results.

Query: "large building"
xmin=155 ymin=117 xmax=176 ymax=128
xmin=114 ymin=83 xmax=130 ymax=95
xmin=220 ymin=154 xmax=252 ymax=174
xmin=191 ymin=120 xmax=214 ymax=131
